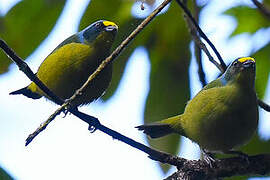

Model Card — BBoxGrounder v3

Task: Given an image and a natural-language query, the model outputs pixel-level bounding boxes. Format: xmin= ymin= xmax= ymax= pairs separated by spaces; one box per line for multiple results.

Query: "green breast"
xmin=28 ymin=43 xmax=112 ymax=106
xmin=180 ymin=84 xmax=258 ymax=152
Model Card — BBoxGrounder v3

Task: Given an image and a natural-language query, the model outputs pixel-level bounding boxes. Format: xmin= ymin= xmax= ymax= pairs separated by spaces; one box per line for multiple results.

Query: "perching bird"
xmin=137 ymin=57 xmax=258 ymax=161
xmin=10 ymin=20 xmax=118 ymax=106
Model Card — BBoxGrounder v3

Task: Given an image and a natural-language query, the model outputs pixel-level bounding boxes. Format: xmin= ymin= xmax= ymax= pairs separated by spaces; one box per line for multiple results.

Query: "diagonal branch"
xmin=192 ymin=0 xmax=207 ymax=87
xmin=251 ymin=0 xmax=270 ymax=19
xmin=175 ymin=0 xmax=227 ymax=72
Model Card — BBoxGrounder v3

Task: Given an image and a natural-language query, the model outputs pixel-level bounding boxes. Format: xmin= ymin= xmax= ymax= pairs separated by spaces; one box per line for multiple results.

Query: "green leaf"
xmin=224 ymin=6 xmax=270 ymax=37
xmin=264 ymin=0 xmax=270 ymax=6
xmin=0 ymin=0 xmax=66 ymax=74
xmin=253 ymin=43 xmax=270 ymax=99
xmin=143 ymin=1 xmax=191 ymax=172
xmin=0 ymin=166 xmax=13 ymax=180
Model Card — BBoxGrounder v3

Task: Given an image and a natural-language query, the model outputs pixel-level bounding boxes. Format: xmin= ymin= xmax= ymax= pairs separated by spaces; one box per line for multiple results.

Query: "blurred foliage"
xmin=0 ymin=0 xmax=66 ymax=74
xmin=0 ymin=166 xmax=13 ymax=180
xmin=225 ymin=6 xmax=270 ymax=36
xmin=0 ymin=0 xmax=270 ymax=178
xmin=253 ymin=43 xmax=270 ymax=99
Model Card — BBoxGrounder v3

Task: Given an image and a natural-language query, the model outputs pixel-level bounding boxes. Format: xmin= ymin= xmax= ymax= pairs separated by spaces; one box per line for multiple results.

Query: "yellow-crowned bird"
xmin=137 ymin=57 xmax=258 ymax=163
xmin=10 ymin=20 xmax=118 ymax=106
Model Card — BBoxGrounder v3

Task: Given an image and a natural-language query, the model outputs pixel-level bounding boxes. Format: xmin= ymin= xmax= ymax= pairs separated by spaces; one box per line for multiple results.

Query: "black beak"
xmin=242 ymin=60 xmax=255 ymax=68
xmin=105 ymin=25 xmax=118 ymax=32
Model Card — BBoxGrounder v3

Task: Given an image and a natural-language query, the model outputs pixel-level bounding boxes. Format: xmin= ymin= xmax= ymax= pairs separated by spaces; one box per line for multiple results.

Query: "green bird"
xmin=137 ymin=57 xmax=258 ymax=161
xmin=10 ymin=20 xmax=118 ymax=106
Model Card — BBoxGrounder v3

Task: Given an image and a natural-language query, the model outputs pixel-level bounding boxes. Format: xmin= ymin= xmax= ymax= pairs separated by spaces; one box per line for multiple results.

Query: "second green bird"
xmin=10 ymin=20 xmax=118 ymax=106
xmin=137 ymin=57 xmax=258 ymax=160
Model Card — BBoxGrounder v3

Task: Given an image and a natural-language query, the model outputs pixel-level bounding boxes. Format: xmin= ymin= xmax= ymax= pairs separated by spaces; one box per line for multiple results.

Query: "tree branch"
xmin=165 ymin=154 xmax=270 ymax=180
xmin=251 ymin=0 xmax=270 ymax=19
xmin=175 ymin=0 xmax=227 ymax=72
xmin=192 ymin=0 xmax=207 ymax=87
xmin=183 ymin=1 xmax=208 ymax=86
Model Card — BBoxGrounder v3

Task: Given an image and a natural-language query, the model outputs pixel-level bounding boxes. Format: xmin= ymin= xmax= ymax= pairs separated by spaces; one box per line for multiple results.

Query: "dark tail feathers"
xmin=10 ymin=87 xmax=41 ymax=99
xmin=136 ymin=123 xmax=174 ymax=138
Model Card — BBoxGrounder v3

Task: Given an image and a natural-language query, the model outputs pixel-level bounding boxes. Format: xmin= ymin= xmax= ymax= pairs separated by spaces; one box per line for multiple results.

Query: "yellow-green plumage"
xmin=10 ymin=20 xmax=118 ymax=106
xmin=137 ymin=57 xmax=258 ymax=153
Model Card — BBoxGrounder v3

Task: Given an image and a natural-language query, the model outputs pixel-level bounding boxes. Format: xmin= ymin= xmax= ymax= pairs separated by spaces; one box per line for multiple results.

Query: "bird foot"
xmin=63 ymin=106 xmax=78 ymax=117
xmin=88 ymin=125 xmax=97 ymax=133
xmin=202 ymin=149 xmax=217 ymax=168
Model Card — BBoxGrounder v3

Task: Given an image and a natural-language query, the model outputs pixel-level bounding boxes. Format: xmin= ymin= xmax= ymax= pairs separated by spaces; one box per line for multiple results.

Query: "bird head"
xmin=223 ymin=57 xmax=256 ymax=88
xmin=80 ymin=20 xmax=118 ymax=48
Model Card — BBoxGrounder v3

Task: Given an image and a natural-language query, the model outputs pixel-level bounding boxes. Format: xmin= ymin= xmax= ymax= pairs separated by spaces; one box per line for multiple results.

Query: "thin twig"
xmin=251 ymin=0 xmax=270 ymax=19
xmin=175 ymin=0 xmax=227 ymax=72
xmin=183 ymin=4 xmax=216 ymax=84
xmin=192 ymin=0 xmax=207 ymax=87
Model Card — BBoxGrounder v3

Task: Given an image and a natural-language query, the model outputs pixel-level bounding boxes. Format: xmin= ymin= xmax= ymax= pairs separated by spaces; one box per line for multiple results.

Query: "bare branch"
xmin=175 ymin=0 xmax=227 ymax=72
xmin=165 ymin=154 xmax=270 ymax=180
xmin=192 ymin=0 xmax=207 ymax=87
xmin=184 ymin=14 xmax=223 ymax=76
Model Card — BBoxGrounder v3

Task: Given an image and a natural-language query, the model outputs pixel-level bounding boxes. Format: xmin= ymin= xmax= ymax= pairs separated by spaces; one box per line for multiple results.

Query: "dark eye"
xmin=232 ymin=61 xmax=238 ymax=66
xmin=95 ymin=22 xmax=102 ymax=28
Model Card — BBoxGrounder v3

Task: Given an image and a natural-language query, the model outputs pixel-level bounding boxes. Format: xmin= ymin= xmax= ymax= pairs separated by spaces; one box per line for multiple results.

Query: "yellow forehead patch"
xmin=238 ymin=57 xmax=255 ymax=63
xmin=103 ymin=21 xmax=118 ymax=28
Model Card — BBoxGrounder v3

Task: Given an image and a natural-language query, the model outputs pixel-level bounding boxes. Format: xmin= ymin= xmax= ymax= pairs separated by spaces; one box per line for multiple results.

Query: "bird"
xmin=137 ymin=57 xmax=258 ymax=163
xmin=10 ymin=20 xmax=118 ymax=106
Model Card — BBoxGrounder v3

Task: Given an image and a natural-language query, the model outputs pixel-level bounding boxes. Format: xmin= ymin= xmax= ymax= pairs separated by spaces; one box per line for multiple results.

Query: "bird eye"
xmin=232 ymin=61 xmax=238 ymax=66
xmin=95 ymin=22 xmax=102 ymax=27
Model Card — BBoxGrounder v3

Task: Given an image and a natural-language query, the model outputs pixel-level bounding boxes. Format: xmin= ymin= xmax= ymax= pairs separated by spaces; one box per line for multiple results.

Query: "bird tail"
xmin=10 ymin=87 xmax=41 ymax=99
xmin=136 ymin=123 xmax=174 ymax=138
xmin=136 ymin=115 xmax=182 ymax=138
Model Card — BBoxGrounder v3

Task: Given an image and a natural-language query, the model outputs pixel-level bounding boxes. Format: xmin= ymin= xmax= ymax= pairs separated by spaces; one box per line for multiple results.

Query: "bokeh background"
xmin=0 ymin=0 xmax=269 ymax=179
